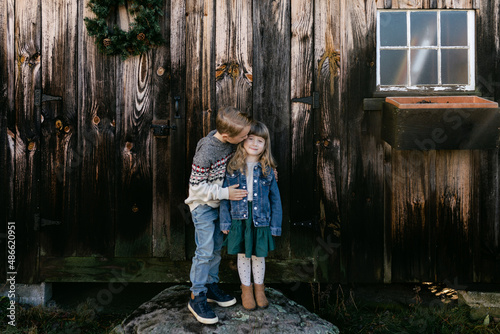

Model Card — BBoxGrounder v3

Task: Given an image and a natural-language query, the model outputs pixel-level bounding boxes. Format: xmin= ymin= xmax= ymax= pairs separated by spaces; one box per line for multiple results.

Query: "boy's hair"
xmin=228 ymin=121 xmax=277 ymax=176
xmin=216 ymin=106 xmax=252 ymax=137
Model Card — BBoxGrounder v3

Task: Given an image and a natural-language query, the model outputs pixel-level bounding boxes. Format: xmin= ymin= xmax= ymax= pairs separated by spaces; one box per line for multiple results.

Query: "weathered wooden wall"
xmin=1 ymin=0 xmax=499 ymax=284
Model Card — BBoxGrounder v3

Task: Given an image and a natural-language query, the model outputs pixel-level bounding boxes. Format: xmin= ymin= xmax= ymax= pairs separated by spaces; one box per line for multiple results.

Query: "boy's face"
xmin=225 ymin=125 xmax=251 ymax=144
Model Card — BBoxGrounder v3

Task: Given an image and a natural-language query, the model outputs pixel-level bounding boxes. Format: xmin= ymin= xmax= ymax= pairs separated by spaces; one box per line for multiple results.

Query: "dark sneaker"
xmin=206 ymin=283 xmax=237 ymax=307
xmin=188 ymin=292 xmax=218 ymax=324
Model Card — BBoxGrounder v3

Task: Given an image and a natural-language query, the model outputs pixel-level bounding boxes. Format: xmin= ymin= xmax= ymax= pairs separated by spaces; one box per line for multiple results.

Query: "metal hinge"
xmin=35 ymin=89 xmax=63 ymax=107
xmin=151 ymin=121 xmax=177 ymax=137
xmin=292 ymin=91 xmax=319 ymax=109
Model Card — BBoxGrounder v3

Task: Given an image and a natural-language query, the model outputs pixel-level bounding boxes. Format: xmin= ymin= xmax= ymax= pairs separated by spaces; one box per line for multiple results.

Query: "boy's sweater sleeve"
xmin=188 ymin=163 xmax=229 ymax=201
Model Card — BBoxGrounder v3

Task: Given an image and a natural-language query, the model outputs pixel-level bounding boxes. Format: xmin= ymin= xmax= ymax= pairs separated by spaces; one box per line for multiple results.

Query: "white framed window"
xmin=376 ymin=10 xmax=475 ymax=92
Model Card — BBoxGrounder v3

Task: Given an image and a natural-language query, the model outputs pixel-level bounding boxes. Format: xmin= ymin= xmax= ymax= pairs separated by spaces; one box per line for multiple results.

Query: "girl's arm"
xmin=269 ymin=172 xmax=282 ymax=236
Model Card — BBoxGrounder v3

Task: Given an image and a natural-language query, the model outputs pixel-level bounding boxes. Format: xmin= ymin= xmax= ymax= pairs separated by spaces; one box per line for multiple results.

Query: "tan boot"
xmin=241 ymin=284 xmax=256 ymax=310
xmin=254 ymin=283 xmax=269 ymax=308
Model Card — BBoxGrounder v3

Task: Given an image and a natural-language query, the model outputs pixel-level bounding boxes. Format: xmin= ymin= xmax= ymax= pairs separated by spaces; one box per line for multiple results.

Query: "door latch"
xmin=151 ymin=121 xmax=177 ymax=137
xmin=35 ymin=89 xmax=63 ymax=107
xmin=291 ymin=91 xmax=320 ymax=109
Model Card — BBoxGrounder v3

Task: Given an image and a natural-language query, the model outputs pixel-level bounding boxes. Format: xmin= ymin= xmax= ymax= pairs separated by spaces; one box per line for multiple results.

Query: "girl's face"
xmin=243 ymin=135 xmax=266 ymax=160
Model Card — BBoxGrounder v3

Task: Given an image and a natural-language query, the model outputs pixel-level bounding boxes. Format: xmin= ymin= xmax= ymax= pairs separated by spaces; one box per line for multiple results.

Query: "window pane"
xmin=442 ymin=49 xmax=468 ymax=84
xmin=410 ymin=12 xmax=437 ymax=46
xmin=380 ymin=50 xmax=407 ymax=85
xmin=380 ymin=12 xmax=407 ymax=46
xmin=411 ymin=49 xmax=438 ymax=85
xmin=441 ymin=12 xmax=468 ymax=46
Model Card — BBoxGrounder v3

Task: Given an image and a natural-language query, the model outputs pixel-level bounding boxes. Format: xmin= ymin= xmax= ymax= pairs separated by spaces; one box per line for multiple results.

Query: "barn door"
xmin=36 ymin=0 xmax=187 ymax=282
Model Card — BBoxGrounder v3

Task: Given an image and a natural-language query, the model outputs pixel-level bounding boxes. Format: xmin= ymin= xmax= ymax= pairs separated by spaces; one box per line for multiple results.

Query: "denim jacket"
xmin=220 ymin=163 xmax=282 ymax=236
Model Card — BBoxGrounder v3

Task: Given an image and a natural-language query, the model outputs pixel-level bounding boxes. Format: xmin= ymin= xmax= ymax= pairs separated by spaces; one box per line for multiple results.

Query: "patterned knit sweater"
xmin=185 ymin=130 xmax=234 ymax=211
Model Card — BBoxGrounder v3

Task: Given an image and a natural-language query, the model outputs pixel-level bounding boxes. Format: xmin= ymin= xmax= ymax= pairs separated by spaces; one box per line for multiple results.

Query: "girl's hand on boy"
xmin=228 ymin=184 xmax=248 ymax=200
xmin=222 ymin=230 xmax=229 ymax=234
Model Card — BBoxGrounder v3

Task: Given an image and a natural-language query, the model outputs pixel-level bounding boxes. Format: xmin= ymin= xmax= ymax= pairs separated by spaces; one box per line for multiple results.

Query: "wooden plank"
xmin=477 ymin=150 xmax=500 ymax=282
xmin=253 ymin=0 xmax=291 ymax=259
xmin=201 ymin=0 xmax=215 ymax=134
xmin=390 ymin=151 xmax=433 ymax=282
xmin=166 ymin=0 xmax=188 ymax=260
xmin=14 ymin=0 xmax=42 ymax=283
xmin=78 ymin=0 xmax=117 ymax=257
xmin=314 ymin=0 xmax=342 ymax=281
xmin=115 ymin=53 xmax=153 ymax=257
xmin=435 ymin=151 xmax=474 ymax=282
xmin=113 ymin=3 xmax=153 ymax=257
xmin=39 ymin=0 xmax=79 ymax=258
xmin=290 ymin=0 xmax=315 ymax=259
xmin=383 ymin=143 xmax=393 ymax=283
xmin=395 ymin=0 xmax=423 ymax=9
xmin=339 ymin=0 xmax=384 ymax=282
xmin=185 ymin=0 xmax=208 ymax=257
xmin=150 ymin=0 xmax=186 ymax=260
xmin=39 ymin=257 xmax=314 ymax=283
xmin=0 ymin=0 xmax=15 ymax=283
xmin=441 ymin=0 xmax=473 ymax=8
xmin=215 ymin=0 xmax=253 ymax=115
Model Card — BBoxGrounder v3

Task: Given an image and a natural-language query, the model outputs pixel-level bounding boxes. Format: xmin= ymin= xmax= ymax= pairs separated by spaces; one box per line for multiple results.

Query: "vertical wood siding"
xmin=377 ymin=0 xmax=474 ymax=8
xmin=215 ymin=0 xmax=253 ymax=115
xmin=0 ymin=0 xmax=15 ymax=283
xmin=253 ymin=0 xmax=291 ymax=259
xmin=78 ymin=1 xmax=117 ymax=257
xmin=167 ymin=0 xmax=188 ymax=260
xmin=39 ymin=0 xmax=79 ymax=258
xmin=14 ymin=0 xmax=42 ymax=283
xmin=290 ymin=0 xmax=315 ymax=259
xmin=2 ymin=0 xmax=500 ymax=284
xmin=476 ymin=0 xmax=500 ymax=282
xmin=314 ymin=0 xmax=342 ymax=280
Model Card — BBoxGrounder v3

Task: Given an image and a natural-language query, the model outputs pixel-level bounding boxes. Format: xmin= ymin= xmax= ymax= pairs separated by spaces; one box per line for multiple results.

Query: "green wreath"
xmin=84 ymin=0 xmax=165 ymax=60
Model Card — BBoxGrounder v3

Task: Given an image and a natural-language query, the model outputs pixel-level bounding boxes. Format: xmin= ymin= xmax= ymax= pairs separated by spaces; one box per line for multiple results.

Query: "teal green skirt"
xmin=224 ymin=202 xmax=275 ymax=258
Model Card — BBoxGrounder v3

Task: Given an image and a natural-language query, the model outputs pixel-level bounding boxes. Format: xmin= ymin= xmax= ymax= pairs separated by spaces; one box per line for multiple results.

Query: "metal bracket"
xmin=292 ymin=91 xmax=320 ymax=109
xmin=151 ymin=121 xmax=177 ymax=137
xmin=35 ymin=89 xmax=63 ymax=107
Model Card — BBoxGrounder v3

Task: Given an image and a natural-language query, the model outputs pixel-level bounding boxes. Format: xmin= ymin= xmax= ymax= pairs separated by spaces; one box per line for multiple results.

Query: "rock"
xmin=111 ymin=285 xmax=339 ymax=334
xmin=457 ymin=290 xmax=500 ymax=320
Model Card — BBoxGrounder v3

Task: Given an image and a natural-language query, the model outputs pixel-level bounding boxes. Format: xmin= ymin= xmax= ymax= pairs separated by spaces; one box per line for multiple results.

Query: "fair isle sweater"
xmin=185 ymin=130 xmax=234 ymax=212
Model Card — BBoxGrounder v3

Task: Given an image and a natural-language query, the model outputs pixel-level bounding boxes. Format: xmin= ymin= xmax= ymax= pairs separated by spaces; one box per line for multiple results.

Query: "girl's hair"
xmin=228 ymin=121 xmax=277 ymax=176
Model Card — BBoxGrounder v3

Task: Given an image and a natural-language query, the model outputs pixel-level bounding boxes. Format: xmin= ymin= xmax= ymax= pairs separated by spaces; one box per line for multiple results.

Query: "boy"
xmin=185 ymin=106 xmax=251 ymax=324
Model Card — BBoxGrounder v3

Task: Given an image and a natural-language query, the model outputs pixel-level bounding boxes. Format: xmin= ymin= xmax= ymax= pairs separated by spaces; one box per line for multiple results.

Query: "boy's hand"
xmin=228 ymin=184 xmax=248 ymax=200
xmin=222 ymin=230 xmax=229 ymax=234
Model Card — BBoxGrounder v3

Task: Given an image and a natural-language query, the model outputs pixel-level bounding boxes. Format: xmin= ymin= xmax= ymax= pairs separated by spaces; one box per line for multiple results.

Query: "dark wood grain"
xmin=253 ymin=0 xmax=291 ymax=259
xmin=14 ymin=0 xmax=42 ymax=283
xmin=78 ymin=0 xmax=117 ymax=257
xmin=0 ymin=0 xmax=14 ymax=283
xmin=39 ymin=0 xmax=79 ymax=258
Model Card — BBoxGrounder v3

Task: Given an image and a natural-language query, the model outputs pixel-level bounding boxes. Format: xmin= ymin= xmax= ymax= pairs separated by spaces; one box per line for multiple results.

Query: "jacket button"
xmin=254 ymin=193 xmax=257 ymax=196
xmin=254 ymin=206 xmax=258 ymax=210
xmin=254 ymin=180 xmax=257 ymax=183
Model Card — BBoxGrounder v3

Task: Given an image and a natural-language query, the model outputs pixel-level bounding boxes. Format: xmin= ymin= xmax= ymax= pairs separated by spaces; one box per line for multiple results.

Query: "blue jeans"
xmin=189 ymin=204 xmax=223 ymax=296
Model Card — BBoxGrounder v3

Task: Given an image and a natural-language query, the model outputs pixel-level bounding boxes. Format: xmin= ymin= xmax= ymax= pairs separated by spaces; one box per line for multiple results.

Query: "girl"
xmin=220 ymin=121 xmax=282 ymax=310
